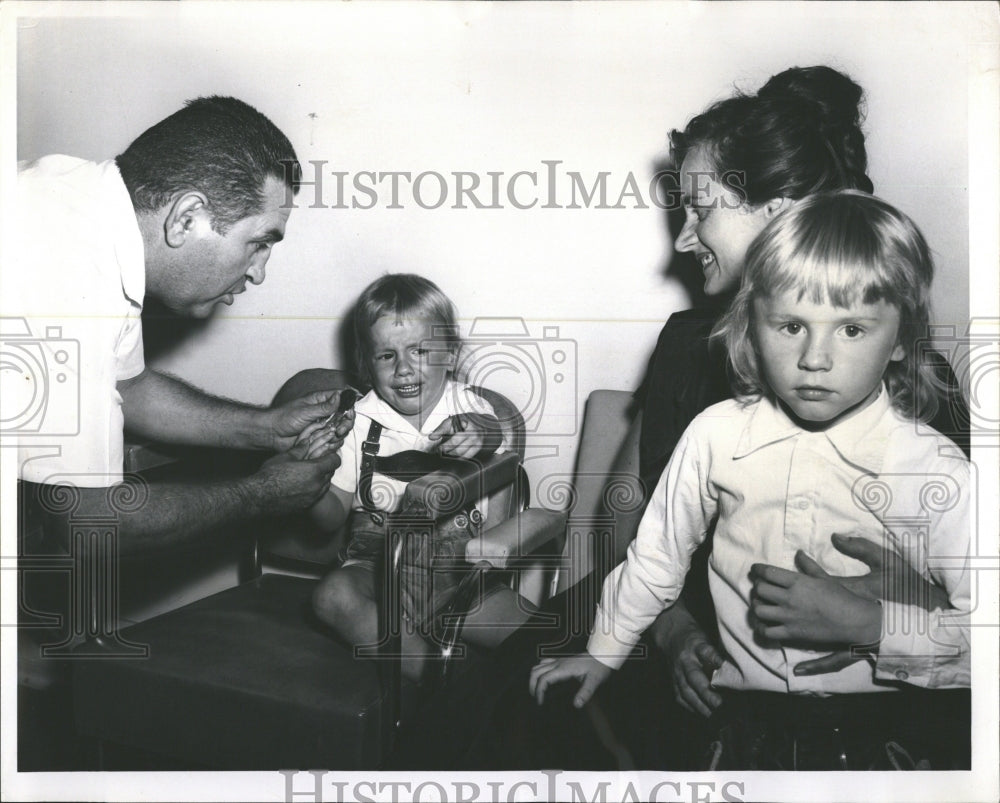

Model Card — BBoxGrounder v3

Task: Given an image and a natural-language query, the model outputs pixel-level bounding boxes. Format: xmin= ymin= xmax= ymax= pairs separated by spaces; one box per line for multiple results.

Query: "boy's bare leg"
xmin=312 ymin=564 xmax=431 ymax=682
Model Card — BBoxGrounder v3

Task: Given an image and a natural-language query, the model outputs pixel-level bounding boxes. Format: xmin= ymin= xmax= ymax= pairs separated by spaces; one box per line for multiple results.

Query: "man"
xmin=9 ymin=96 xmax=346 ymax=554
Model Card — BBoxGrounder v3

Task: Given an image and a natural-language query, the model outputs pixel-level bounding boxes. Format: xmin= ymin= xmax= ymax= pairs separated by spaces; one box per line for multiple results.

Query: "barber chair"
xmin=71 ymin=371 xmax=565 ymax=769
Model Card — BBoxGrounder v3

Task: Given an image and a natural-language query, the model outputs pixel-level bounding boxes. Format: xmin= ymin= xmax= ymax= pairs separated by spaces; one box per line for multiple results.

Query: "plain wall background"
xmin=14 ymin=2 xmax=981 ymax=495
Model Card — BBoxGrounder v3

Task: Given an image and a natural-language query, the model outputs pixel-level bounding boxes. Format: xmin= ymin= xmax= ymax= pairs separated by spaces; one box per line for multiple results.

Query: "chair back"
xmin=557 ymin=389 xmax=644 ymax=592
xmin=262 ymin=370 xmax=527 ymax=574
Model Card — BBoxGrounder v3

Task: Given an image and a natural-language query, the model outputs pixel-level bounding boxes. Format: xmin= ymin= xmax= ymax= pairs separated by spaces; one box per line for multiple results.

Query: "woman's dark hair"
xmin=671 ymin=66 xmax=873 ymax=204
xmin=116 ymin=96 xmax=301 ymax=234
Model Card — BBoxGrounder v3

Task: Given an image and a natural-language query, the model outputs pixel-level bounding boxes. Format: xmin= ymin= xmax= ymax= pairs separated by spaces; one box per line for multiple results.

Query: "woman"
xmin=389 ymin=65 xmax=969 ymax=770
xmin=640 ymin=67 xmax=968 ymax=740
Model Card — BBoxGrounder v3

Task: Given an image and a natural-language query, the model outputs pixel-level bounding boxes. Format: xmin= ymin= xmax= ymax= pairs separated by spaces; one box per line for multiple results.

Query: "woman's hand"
xmin=749 ymin=559 xmax=882 ymax=646
xmin=749 ymin=532 xmax=953 ymax=676
xmin=820 ymin=532 xmax=951 ymax=610
xmin=428 ymin=413 xmax=503 ymax=458
xmin=529 ymin=654 xmax=613 ymax=708
xmin=649 ymin=603 xmax=724 ymax=717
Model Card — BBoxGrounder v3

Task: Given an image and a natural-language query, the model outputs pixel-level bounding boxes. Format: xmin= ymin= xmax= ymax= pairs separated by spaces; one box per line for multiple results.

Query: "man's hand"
xmin=287 ymin=409 xmax=355 ymax=460
xmin=529 ymin=654 xmax=613 ymax=708
xmin=268 ymin=389 xmax=354 ymax=453
xmin=649 ymin=604 xmax=724 ymax=717
xmin=252 ymin=450 xmax=342 ymax=514
xmin=427 ymin=413 xmax=503 ymax=458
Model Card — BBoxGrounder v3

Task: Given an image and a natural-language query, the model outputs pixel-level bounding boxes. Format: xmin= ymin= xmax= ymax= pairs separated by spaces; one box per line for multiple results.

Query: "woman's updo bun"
xmin=671 ymin=65 xmax=874 ymax=204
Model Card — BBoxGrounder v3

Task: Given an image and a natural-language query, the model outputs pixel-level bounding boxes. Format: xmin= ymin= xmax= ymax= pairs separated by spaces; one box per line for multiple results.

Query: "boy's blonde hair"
xmin=714 ymin=190 xmax=941 ymax=421
xmin=353 ymin=273 xmax=460 ymax=386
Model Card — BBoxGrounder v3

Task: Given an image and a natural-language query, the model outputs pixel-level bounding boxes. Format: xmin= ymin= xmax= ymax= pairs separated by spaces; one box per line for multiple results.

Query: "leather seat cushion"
xmin=73 ymin=574 xmax=386 ymax=769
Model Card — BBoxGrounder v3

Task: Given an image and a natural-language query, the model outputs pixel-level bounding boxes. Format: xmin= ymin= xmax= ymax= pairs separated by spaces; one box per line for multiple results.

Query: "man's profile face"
xmin=167 ymin=175 xmax=292 ymax=318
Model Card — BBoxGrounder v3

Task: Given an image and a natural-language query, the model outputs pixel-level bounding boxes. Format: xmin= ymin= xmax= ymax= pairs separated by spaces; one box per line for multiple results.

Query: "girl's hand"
xmin=428 ymin=413 xmax=503 ymax=458
xmin=529 ymin=654 xmax=613 ymax=708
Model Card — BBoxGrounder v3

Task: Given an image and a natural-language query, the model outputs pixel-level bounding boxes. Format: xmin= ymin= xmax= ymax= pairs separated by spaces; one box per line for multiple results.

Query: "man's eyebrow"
xmin=257 ymin=228 xmax=284 ymax=243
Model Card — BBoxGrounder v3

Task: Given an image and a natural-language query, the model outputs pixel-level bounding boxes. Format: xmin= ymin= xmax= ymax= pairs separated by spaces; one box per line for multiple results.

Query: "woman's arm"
xmin=648 ymin=599 xmax=725 ymax=717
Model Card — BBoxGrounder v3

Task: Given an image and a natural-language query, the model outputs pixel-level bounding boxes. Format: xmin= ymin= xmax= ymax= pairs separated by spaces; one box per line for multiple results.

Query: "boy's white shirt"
xmin=588 ymin=387 xmax=971 ymax=694
xmin=331 ymin=379 xmax=502 ymax=514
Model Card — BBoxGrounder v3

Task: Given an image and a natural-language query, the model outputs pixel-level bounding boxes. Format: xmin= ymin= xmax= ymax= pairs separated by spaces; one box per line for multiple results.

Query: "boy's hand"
xmin=529 ymin=654 xmax=612 ymax=708
xmin=427 ymin=413 xmax=503 ymax=458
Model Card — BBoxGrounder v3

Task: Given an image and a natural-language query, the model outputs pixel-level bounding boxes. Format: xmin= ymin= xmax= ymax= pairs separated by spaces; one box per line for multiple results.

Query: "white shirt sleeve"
xmin=874 ymin=461 xmax=972 ymax=688
xmin=587 ymin=422 xmax=717 ymax=669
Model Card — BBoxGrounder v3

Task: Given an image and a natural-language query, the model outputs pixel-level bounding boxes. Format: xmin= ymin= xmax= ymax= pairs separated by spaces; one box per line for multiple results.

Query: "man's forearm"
xmin=28 ymin=476 xmax=271 ymax=556
xmin=119 ymin=368 xmax=271 ymax=451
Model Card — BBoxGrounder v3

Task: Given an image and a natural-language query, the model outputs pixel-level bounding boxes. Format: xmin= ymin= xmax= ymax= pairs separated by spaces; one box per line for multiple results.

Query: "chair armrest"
xmin=464 ymin=508 xmax=566 ymax=569
xmin=401 ymin=451 xmax=521 ymax=519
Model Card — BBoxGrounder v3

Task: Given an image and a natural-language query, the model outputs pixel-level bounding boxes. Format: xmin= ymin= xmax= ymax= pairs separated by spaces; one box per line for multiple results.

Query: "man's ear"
xmin=762 ymin=196 xmax=794 ymax=220
xmin=163 ymin=191 xmax=210 ymax=248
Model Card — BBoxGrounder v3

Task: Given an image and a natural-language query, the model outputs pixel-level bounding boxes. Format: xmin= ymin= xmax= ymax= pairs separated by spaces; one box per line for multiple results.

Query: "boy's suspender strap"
xmin=359 ymin=419 xmax=383 ymax=516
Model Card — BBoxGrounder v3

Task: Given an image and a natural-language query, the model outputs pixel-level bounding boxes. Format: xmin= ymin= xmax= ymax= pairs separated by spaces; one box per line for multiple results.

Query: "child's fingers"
xmin=439 ymin=433 xmax=483 ymax=458
xmin=529 ymin=659 xmax=572 ymax=705
xmin=573 ymin=675 xmax=601 ymax=709
xmin=294 ymin=421 xmax=325 ymax=445
xmin=528 ymin=658 xmax=557 ymax=699
xmin=427 ymin=416 xmax=457 ymax=443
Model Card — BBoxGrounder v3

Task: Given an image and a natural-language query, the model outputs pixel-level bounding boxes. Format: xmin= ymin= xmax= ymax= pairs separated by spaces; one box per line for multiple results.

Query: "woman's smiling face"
xmin=674 ymin=146 xmax=776 ymax=297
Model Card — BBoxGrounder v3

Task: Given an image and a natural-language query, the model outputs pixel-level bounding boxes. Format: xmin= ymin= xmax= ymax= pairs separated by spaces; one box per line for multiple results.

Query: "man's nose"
xmin=247 ymin=263 xmax=266 ymax=285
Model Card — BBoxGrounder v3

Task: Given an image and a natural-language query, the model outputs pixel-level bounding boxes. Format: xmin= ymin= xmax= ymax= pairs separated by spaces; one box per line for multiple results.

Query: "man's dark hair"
xmin=116 ymin=96 xmax=301 ymax=233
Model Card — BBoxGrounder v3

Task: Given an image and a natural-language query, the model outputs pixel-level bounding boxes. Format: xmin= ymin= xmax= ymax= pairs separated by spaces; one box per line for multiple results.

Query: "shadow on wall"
xmin=141 ymin=299 xmax=213 ymax=363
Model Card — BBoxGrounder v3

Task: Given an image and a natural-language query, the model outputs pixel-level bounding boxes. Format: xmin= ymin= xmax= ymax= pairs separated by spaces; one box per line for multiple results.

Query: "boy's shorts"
xmin=699 ymin=688 xmax=970 ymax=771
xmin=343 ymin=510 xmax=507 ymax=632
